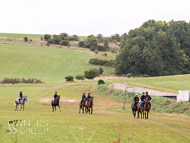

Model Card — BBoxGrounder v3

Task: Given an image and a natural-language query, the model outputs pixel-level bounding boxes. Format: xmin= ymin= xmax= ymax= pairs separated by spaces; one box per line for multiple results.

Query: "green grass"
xmin=1 ymin=83 xmax=190 ymax=143
xmin=108 ymin=74 xmax=190 ymax=93
xmin=0 ymin=33 xmax=87 ymax=41
xmin=0 ymin=33 xmax=43 ymax=40
xmin=0 ymin=43 xmax=91 ymax=83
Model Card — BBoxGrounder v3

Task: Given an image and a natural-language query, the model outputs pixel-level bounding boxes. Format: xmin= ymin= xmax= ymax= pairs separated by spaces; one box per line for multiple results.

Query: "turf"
xmin=0 ymin=43 xmax=91 ymax=83
xmin=0 ymin=83 xmax=190 ymax=143
xmin=0 ymin=33 xmax=87 ymax=41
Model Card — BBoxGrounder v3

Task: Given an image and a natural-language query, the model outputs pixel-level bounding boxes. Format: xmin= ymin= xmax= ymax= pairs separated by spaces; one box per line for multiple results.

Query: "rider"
xmin=145 ymin=91 xmax=151 ymax=108
xmin=18 ymin=90 xmax=23 ymax=103
xmin=141 ymin=92 xmax=146 ymax=107
xmin=87 ymin=93 xmax=92 ymax=104
xmin=54 ymin=92 xmax=58 ymax=103
xmin=133 ymin=94 xmax=139 ymax=107
xmin=81 ymin=93 xmax=86 ymax=104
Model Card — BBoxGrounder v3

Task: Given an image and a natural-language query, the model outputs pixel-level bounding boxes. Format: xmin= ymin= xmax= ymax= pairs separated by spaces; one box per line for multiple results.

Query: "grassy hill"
xmin=0 ymin=33 xmax=87 ymax=40
xmin=0 ymin=44 xmax=91 ymax=83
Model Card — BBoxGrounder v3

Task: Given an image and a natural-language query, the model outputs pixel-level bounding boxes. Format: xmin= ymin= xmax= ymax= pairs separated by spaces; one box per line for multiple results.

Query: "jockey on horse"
xmin=145 ymin=91 xmax=151 ymax=108
xmin=132 ymin=94 xmax=139 ymax=108
xmin=81 ymin=93 xmax=86 ymax=105
xmin=87 ymin=93 xmax=92 ymax=104
xmin=140 ymin=92 xmax=146 ymax=107
xmin=54 ymin=92 xmax=58 ymax=103
xmin=18 ymin=90 xmax=23 ymax=103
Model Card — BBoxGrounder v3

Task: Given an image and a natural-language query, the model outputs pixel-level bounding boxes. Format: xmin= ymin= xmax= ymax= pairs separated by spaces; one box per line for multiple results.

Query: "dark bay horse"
xmin=85 ymin=97 xmax=94 ymax=114
xmin=131 ymin=101 xmax=139 ymax=119
xmin=79 ymin=98 xmax=87 ymax=114
xmin=143 ymin=96 xmax=150 ymax=119
xmin=137 ymin=101 xmax=143 ymax=119
xmin=51 ymin=96 xmax=61 ymax=112
xmin=15 ymin=96 xmax=28 ymax=111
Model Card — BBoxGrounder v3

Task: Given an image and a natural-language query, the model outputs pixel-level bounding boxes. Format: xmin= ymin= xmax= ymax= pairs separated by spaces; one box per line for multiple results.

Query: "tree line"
xmin=116 ymin=20 xmax=190 ymax=76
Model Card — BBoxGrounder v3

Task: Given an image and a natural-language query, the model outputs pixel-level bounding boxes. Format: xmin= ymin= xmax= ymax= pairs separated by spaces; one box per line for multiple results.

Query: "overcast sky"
xmin=0 ymin=0 xmax=190 ymax=36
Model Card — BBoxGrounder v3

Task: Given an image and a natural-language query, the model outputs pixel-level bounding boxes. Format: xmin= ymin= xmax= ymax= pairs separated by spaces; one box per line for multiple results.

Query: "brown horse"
xmin=131 ymin=101 xmax=139 ymax=119
xmin=143 ymin=96 xmax=150 ymax=119
xmin=79 ymin=98 xmax=87 ymax=114
xmin=51 ymin=96 xmax=61 ymax=112
xmin=85 ymin=97 xmax=94 ymax=114
xmin=137 ymin=101 xmax=144 ymax=119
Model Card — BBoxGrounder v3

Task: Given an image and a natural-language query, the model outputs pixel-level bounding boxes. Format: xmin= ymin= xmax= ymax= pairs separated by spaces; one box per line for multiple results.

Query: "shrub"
xmin=60 ymin=40 xmax=69 ymax=46
xmin=97 ymin=45 xmax=107 ymax=51
xmin=104 ymin=38 xmax=109 ymax=48
xmin=68 ymin=36 xmax=75 ymax=41
xmin=95 ymin=50 xmax=98 ymax=54
xmin=44 ymin=34 xmax=51 ymax=41
xmin=90 ymin=46 xmax=97 ymax=51
xmin=52 ymin=35 xmax=61 ymax=44
xmin=79 ymin=41 xmax=85 ymax=47
xmin=65 ymin=76 xmax=74 ymax=81
xmin=73 ymin=35 xmax=79 ymax=41
xmin=59 ymin=33 xmax=68 ymax=40
xmin=23 ymin=37 xmax=28 ymax=42
xmin=84 ymin=69 xmax=97 ymax=79
xmin=98 ymin=67 xmax=104 ymax=75
xmin=41 ymin=36 xmax=44 ymax=41
xmin=75 ymin=75 xmax=85 ymax=80
xmin=98 ymin=79 xmax=105 ymax=85
xmin=85 ymin=35 xmax=98 ymax=48
xmin=127 ymin=73 xmax=131 ymax=78
xmin=47 ymin=38 xmax=53 ymax=44
xmin=89 ymin=58 xmax=115 ymax=67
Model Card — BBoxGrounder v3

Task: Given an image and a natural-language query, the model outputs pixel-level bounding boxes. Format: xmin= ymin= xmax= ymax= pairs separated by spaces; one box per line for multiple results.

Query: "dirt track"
xmin=111 ymin=83 xmax=176 ymax=96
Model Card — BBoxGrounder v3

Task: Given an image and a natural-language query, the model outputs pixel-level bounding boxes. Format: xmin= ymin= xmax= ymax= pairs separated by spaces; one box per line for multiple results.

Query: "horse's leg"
xmin=23 ymin=104 xmax=24 ymax=111
xmin=52 ymin=106 xmax=54 ymax=112
xmin=91 ymin=107 xmax=93 ymax=114
xmin=147 ymin=111 xmax=149 ymax=119
xmin=20 ymin=104 xmax=22 ymax=111
xmin=79 ymin=106 xmax=81 ymax=113
xmin=145 ymin=111 xmax=146 ymax=119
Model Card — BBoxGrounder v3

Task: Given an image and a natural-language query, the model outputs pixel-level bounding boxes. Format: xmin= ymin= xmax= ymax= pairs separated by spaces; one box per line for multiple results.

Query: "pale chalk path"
xmin=111 ymin=83 xmax=176 ymax=96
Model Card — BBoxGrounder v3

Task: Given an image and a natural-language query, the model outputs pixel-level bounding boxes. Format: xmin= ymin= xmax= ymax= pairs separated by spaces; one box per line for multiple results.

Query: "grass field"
xmin=1 ymin=35 xmax=190 ymax=142
xmin=0 ymin=33 xmax=87 ymax=41
xmin=0 ymin=43 xmax=91 ymax=83
xmin=107 ymin=74 xmax=190 ymax=93
xmin=1 ymin=82 xmax=190 ymax=143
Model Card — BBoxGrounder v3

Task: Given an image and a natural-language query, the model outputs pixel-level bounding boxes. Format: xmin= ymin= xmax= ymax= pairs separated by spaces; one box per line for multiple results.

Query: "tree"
xmin=52 ymin=35 xmax=61 ymax=44
xmin=23 ymin=37 xmax=28 ymax=42
xmin=79 ymin=41 xmax=85 ymax=47
xmin=60 ymin=40 xmax=69 ymax=46
xmin=84 ymin=69 xmax=97 ymax=79
xmin=98 ymin=67 xmax=104 ymax=75
xmin=44 ymin=34 xmax=51 ymax=41
xmin=85 ymin=35 xmax=98 ymax=48
xmin=104 ymin=38 xmax=109 ymax=48
xmin=59 ymin=33 xmax=68 ymax=40
xmin=65 ymin=76 xmax=74 ymax=81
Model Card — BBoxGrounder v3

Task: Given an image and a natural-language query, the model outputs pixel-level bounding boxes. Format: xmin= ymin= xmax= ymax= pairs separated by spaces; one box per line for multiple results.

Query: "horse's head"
xmin=145 ymin=96 xmax=149 ymax=102
xmin=24 ymin=96 xmax=28 ymax=102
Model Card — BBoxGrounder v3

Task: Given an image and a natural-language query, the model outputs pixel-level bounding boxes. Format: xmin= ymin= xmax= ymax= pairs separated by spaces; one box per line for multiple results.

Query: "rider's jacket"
xmin=146 ymin=95 xmax=151 ymax=101
xmin=82 ymin=95 xmax=86 ymax=100
xmin=141 ymin=95 xmax=145 ymax=101
xmin=87 ymin=95 xmax=92 ymax=100
xmin=54 ymin=94 xmax=58 ymax=98
xmin=134 ymin=96 xmax=139 ymax=102
xmin=19 ymin=92 xmax=23 ymax=97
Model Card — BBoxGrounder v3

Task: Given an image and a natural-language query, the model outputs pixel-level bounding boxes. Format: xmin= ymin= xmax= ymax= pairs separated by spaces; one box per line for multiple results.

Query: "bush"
xmin=90 ymin=46 xmax=97 ymax=51
xmin=98 ymin=79 xmax=105 ymax=85
xmin=60 ymin=40 xmax=69 ymax=46
xmin=98 ymin=67 xmax=104 ymax=75
xmin=84 ymin=69 xmax=97 ymax=79
xmin=104 ymin=38 xmax=109 ymax=48
xmin=59 ymin=33 xmax=68 ymax=40
xmin=79 ymin=41 xmax=85 ymax=47
xmin=97 ymin=45 xmax=107 ymax=51
xmin=89 ymin=58 xmax=115 ymax=67
xmin=75 ymin=75 xmax=85 ymax=80
xmin=41 ymin=36 xmax=43 ymax=41
xmin=23 ymin=37 xmax=28 ymax=42
xmin=65 ymin=76 xmax=74 ymax=81
xmin=95 ymin=50 xmax=98 ymax=54
xmin=73 ymin=35 xmax=79 ymax=41
xmin=127 ymin=73 xmax=131 ymax=78
xmin=52 ymin=35 xmax=61 ymax=44
xmin=44 ymin=34 xmax=51 ymax=41
xmin=85 ymin=35 xmax=98 ymax=48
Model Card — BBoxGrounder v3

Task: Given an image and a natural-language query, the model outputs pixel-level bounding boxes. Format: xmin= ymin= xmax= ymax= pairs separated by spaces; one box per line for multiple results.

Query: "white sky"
xmin=0 ymin=0 xmax=190 ymax=36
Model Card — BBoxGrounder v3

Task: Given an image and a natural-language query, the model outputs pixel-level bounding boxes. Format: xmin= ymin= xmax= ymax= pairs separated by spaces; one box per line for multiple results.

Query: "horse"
xmin=131 ymin=100 xmax=139 ymax=119
xmin=79 ymin=97 xmax=87 ymax=114
xmin=85 ymin=97 xmax=94 ymax=114
xmin=143 ymin=96 xmax=151 ymax=119
xmin=137 ymin=101 xmax=143 ymax=119
xmin=14 ymin=96 xmax=28 ymax=111
xmin=51 ymin=96 xmax=61 ymax=112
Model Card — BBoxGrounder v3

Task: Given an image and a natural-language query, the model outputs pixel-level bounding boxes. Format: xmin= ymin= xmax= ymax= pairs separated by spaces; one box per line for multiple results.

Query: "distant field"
xmin=0 ymin=33 xmax=87 ymax=40
xmin=108 ymin=74 xmax=190 ymax=93
xmin=0 ymin=43 xmax=91 ymax=83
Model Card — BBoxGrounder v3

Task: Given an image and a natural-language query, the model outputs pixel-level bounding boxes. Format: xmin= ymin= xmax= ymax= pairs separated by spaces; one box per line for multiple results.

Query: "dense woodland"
xmin=116 ymin=20 xmax=190 ymax=76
